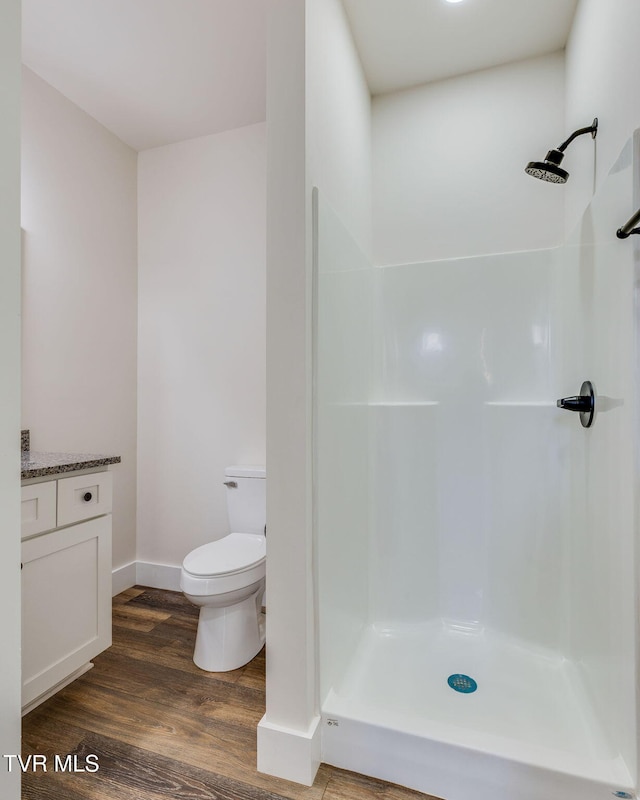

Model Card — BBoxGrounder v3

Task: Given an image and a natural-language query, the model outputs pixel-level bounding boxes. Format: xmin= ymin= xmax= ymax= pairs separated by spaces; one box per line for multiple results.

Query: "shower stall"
xmin=314 ymin=133 xmax=640 ymax=800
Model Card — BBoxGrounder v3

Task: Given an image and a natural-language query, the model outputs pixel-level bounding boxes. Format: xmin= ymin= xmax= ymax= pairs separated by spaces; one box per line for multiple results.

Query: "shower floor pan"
xmin=321 ymin=623 xmax=634 ymax=800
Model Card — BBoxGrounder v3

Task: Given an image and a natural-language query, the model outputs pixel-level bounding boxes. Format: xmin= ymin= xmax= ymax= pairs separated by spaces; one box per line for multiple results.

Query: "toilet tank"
xmin=225 ymin=466 xmax=266 ymax=535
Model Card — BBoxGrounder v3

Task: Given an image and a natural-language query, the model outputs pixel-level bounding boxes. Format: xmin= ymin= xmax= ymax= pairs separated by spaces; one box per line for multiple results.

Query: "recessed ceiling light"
xmin=444 ymin=0 xmax=466 ymax=4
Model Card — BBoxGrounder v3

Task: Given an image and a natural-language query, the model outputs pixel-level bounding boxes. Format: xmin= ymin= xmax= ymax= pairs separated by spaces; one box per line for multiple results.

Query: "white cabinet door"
xmin=21 ymin=515 xmax=112 ymax=707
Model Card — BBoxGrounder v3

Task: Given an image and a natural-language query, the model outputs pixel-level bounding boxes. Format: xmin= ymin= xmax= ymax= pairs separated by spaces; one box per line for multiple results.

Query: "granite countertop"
xmin=19 ymin=429 xmax=120 ymax=480
xmin=21 ymin=451 xmax=121 ymax=480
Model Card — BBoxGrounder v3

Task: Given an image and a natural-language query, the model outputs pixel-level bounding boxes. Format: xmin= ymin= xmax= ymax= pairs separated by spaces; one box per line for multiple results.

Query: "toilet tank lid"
xmin=225 ymin=466 xmax=265 ymax=479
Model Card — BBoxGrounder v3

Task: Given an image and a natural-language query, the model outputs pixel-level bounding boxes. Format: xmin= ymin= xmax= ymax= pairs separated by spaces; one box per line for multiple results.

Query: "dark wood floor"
xmin=22 ymin=587 xmax=436 ymax=800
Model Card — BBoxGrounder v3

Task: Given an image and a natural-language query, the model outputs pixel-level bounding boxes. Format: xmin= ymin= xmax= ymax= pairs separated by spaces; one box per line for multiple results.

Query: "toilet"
xmin=180 ymin=466 xmax=266 ymax=672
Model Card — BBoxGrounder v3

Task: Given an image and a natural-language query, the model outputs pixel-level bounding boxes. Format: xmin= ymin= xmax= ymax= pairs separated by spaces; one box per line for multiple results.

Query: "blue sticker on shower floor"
xmin=447 ymin=674 xmax=477 ymax=693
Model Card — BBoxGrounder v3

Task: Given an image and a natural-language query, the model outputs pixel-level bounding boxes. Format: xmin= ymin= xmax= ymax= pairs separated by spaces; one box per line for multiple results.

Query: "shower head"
xmin=525 ymin=118 xmax=598 ymax=184
xmin=525 ymin=149 xmax=569 ymax=184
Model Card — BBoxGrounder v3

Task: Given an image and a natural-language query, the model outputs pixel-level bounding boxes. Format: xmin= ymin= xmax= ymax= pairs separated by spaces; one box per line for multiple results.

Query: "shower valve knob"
xmin=556 ymin=380 xmax=595 ymax=428
xmin=556 ymin=396 xmax=591 ymax=412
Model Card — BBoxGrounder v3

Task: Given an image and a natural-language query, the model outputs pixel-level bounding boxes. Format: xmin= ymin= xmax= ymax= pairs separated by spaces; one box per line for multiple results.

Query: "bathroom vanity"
xmin=20 ymin=434 xmax=120 ymax=714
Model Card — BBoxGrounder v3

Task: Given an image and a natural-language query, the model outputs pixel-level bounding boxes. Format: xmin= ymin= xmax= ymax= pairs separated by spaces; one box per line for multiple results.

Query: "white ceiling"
xmin=342 ymin=0 xmax=579 ymax=95
xmin=22 ymin=0 xmax=268 ymax=151
xmin=22 ymin=0 xmax=579 ymax=152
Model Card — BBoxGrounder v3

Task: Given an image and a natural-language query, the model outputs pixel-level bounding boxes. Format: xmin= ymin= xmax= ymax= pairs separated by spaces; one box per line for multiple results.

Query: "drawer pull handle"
xmin=223 ymin=481 xmax=237 ymax=489
xmin=83 ymin=492 xmax=93 ymax=502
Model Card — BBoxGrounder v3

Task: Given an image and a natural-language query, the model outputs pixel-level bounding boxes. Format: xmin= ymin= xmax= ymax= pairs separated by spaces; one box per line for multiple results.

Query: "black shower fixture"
xmin=617 ymin=206 xmax=640 ymax=238
xmin=557 ymin=381 xmax=595 ymax=428
xmin=525 ymin=118 xmax=598 ymax=184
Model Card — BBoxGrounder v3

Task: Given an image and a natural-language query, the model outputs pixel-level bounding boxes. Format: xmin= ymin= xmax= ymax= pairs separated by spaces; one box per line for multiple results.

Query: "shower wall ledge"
xmin=326 ymin=401 xmax=439 ymax=407
xmin=484 ymin=401 xmax=558 ymax=407
xmin=329 ymin=401 xmax=558 ymax=406
xmin=368 ymin=401 xmax=438 ymax=406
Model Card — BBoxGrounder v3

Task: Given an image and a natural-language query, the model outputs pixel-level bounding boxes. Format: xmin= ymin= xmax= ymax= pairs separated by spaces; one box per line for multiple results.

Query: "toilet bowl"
xmin=180 ymin=467 xmax=266 ymax=672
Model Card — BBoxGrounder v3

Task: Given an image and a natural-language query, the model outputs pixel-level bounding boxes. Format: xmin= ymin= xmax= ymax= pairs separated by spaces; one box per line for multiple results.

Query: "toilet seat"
xmin=182 ymin=532 xmax=265 ymax=578
xmin=180 ymin=532 xmax=266 ymax=598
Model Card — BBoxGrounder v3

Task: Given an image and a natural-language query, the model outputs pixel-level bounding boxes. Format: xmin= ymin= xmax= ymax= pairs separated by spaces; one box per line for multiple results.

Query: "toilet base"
xmin=193 ymin=585 xmax=265 ymax=672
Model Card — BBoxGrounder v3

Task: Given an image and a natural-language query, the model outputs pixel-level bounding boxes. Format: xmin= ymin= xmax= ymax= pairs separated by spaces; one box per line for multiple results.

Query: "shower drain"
xmin=447 ymin=674 xmax=477 ymax=694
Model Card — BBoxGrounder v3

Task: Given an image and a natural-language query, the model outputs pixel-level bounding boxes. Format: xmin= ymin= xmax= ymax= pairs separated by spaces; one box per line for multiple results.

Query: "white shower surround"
xmin=315 ymin=133 xmax=640 ymax=799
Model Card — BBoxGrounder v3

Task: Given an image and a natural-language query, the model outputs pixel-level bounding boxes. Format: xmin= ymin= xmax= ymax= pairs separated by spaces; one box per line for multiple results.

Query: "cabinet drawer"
xmin=57 ymin=471 xmax=112 ymax=526
xmin=21 ymin=481 xmax=57 ymax=538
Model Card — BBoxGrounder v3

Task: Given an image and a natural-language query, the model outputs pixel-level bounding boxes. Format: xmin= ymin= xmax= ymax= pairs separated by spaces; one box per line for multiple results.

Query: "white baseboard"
xmin=112 ymin=562 xmax=137 ymax=596
xmin=257 ymin=714 xmax=321 ymax=786
xmin=135 ymin=561 xmax=182 ymax=591
xmin=112 ymin=561 xmax=182 ymax=595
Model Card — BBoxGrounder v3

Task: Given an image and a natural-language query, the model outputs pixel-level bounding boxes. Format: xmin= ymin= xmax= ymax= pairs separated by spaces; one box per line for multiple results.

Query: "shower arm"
xmin=617 ymin=207 xmax=640 ymax=239
xmin=557 ymin=119 xmax=598 ymax=152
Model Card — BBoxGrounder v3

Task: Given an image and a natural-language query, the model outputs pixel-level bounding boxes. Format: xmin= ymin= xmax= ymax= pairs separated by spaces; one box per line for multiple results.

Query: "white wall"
xmin=552 ymin=131 xmax=640 ymax=785
xmin=565 ymin=0 xmax=640 ymax=234
xmin=371 ymin=251 xmax=562 ymax=648
xmin=137 ymin=122 xmax=266 ymax=569
xmin=315 ymin=192 xmax=371 ymax=705
xmin=258 ymin=0 xmax=372 ymax=786
xmin=307 ymin=0 xmax=372 ymax=709
xmin=259 ymin=0 xmax=315 ymax=784
xmin=306 ymin=0 xmax=372 ymax=258
xmin=0 ymin=0 xmax=22 ymax=796
xmin=373 ymin=52 xmax=565 ymax=266
xmin=21 ymin=67 xmax=138 ymax=572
